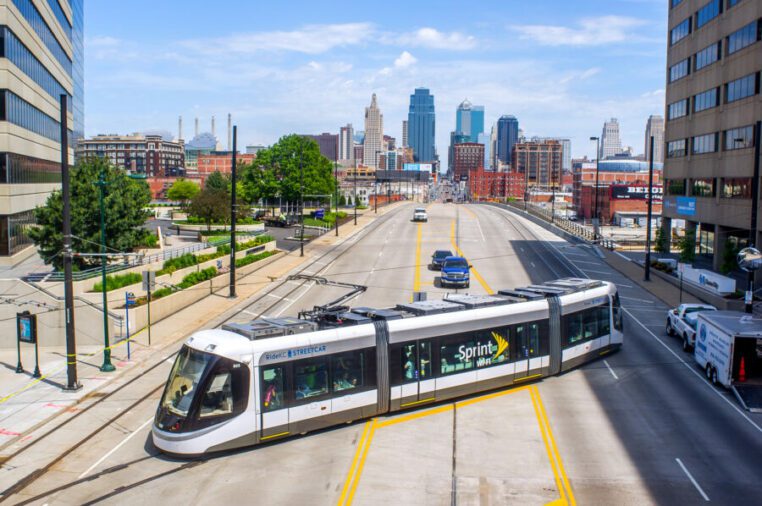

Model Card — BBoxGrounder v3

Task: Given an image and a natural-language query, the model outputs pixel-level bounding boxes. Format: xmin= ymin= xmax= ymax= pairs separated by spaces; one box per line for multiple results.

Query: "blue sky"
xmin=84 ymin=0 xmax=668 ymax=162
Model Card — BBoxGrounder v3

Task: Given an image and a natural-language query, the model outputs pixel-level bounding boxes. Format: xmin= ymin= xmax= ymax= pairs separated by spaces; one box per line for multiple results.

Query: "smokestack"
xmin=211 ymin=116 xmax=216 ymax=138
xmin=178 ymin=116 xmax=183 ymax=141
xmin=227 ymin=113 xmax=232 ymax=152
xmin=195 ymin=117 xmax=199 ymax=137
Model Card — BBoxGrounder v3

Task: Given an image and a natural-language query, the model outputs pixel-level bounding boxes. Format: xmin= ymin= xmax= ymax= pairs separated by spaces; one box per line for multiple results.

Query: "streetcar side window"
xmin=563 ymin=305 xmax=611 ymax=348
xmin=613 ymin=293 xmax=624 ymax=331
xmin=261 ymin=365 xmax=286 ymax=412
xmin=331 ymin=349 xmax=374 ymax=392
xmin=599 ymin=306 xmax=611 ymax=336
xmin=196 ymin=359 xmax=249 ymax=422
xmin=294 ymin=357 xmax=329 ymax=400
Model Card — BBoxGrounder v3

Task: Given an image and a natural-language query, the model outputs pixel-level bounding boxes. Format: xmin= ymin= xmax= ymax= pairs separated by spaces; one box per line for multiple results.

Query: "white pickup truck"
xmin=666 ymin=303 xmax=717 ymax=351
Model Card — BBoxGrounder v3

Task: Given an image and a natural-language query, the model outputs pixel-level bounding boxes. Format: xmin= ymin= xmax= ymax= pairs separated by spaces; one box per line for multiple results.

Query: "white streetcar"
xmin=152 ymin=278 xmax=623 ymax=455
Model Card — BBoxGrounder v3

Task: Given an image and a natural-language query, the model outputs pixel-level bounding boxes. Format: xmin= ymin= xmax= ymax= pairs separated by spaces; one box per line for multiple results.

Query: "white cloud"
xmin=559 ymin=67 xmax=601 ymax=84
xmin=513 ymin=16 xmax=648 ymax=46
xmin=394 ymin=51 xmax=417 ymax=69
xmin=394 ymin=28 xmax=476 ymax=50
xmin=181 ymin=23 xmax=374 ymax=55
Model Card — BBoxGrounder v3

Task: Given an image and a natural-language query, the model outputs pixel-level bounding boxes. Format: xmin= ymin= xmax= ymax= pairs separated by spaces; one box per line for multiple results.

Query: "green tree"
xmin=354 ymin=195 xmax=360 ymax=207
xmin=188 ymin=187 xmax=230 ymax=230
xmin=654 ymin=226 xmax=669 ymax=254
xmin=677 ymin=228 xmax=696 ymax=264
xmin=339 ymin=194 xmax=347 ymax=206
xmin=166 ymin=178 xmax=200 ymax=206
xmin=30 ymin=157 xmax=152 ymax=270
xmin=205 ymin=170 xmax=230 ymax=192
xmin=241 ymin=135 xmax=336 ymax=204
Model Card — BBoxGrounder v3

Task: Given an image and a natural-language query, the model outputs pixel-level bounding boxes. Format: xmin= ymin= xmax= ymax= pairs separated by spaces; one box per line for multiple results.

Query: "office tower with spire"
xmin=363 ymin=94 xmax=384 ymax=168
xmin=408 ymin=88 xmax=436 ymax=162
xmin=600 ymin=118 xmax=623 ymax=159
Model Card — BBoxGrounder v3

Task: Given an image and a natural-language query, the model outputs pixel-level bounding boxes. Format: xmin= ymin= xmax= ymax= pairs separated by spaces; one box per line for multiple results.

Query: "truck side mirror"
xmin=672 ymin=309 xmax=678 ymax=315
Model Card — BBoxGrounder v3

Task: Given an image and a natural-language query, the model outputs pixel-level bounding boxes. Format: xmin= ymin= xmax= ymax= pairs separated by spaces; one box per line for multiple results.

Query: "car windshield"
xmin=434 ymin=251 xmax=452 ymax=259
xmin=415 ymin=208 xmax=426 ymax=213
xmin=684 ymin=306 xmax=714 ymax=314
xmin=160 ymin=345 xmax=214 ymax=417
xmin=445 ymin=259 xmax=468 ymax=268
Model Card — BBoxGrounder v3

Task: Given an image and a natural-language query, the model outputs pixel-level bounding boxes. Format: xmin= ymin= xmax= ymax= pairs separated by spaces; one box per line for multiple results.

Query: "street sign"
xmin=17 ymin=311 xmax=37 ymax=344
xmin=142 ymin=271 xmax=156 ymax=291
xmin=126 ymin=291 xmax=136 ymax=307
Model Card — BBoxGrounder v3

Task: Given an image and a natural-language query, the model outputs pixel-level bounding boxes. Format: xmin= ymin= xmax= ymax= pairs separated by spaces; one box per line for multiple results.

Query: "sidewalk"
xmin=0 ymin=201 xmax=407 ymax=455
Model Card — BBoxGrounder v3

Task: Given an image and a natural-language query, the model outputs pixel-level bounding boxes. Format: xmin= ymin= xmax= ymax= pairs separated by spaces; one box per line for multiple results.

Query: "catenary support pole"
xmin=97 ymin=169 xmax=114 ymax=372
xmin=229 ymin=125 xmax=237 ymax=298
xmin=61 ymin=95 xmax=81 ymax=391
xmin=645 ymin=136 xmax=655 ymax=282
xmin=746 ymin=120 xmax=761 ymax=313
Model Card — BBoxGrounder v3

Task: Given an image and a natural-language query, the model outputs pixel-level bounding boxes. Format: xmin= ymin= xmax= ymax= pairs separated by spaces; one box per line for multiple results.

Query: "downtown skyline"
xmin=85 ymin=1 xmax=668 ymax=163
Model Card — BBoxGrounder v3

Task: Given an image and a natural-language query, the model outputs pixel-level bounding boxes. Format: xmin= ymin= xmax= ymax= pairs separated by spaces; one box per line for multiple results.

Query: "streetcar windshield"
xmin=161 ymin=346 xmax=214 ymax=417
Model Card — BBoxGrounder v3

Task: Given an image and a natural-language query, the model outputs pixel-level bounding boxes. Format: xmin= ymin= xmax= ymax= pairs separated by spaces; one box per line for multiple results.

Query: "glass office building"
xmin=0 ymin=0 xmax=84 ymax=262
xmin=496 ymin=115 xmax=519 ymax=166
xmin=455 ymin=99 xmax=485 ymax=143
xmin=408 ymin=88 xmax=436 ymax=163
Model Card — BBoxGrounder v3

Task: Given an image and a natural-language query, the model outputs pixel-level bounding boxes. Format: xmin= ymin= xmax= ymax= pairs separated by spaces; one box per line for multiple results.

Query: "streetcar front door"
xmin=260 ymin=364 xmax=290 ymax=440
xmin=514 ymin=322 xmax=542 ymax=380
xmin=398 ymin=341 xmax=435 ymax=407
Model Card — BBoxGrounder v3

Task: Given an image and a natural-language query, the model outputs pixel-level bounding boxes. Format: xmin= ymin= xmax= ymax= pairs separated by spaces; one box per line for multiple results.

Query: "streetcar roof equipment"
xmin=395 ymin=299 xmax=464 ymax=316
xmin=351 ymin=307 xmax=405 ymax=320
xmin=444 ymin=294 xmax=513 ymax=309
xmin=497 ymin=289 xmax=545 ymax=301
xmin=221 ymin=317 xmax=317 ymax=340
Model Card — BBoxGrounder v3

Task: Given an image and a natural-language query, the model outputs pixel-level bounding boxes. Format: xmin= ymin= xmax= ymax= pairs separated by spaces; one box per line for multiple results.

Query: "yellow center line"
xmin=346 ymin=419 xmax=378 ymax=505
xmin=413 ymin=223 xmax=422 ymax=298
xmin=337 ymin=420 xmax=372 ymax=506
xmin=534 ymin=385 xmax=576 ymax=505
xmin=449 ymin=220 xmax=494 ymax=294
xmin=531 ymin=386 xmax=567 ymax=505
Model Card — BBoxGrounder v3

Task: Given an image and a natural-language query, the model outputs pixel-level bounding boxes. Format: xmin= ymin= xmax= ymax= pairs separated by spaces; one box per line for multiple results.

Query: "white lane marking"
xmin=78 ymin=417 xmax=154 ymax=479
xmin=580 ymin=269 xmax=612 ymax=275
xmin=378 ymin=251 xmax=383 ymax=257
xmin=620 ymin=296 xmax=654 ymax=304
xmin=573 ymin=260 xmax=604 ymax=266
xmin=615 ymin=283 xmax=634 ymax=288
xmin=676 ymin=458 xmax=710 ymax=502
xmin=263 ymin=294 xmax=293 ymax=303
xmin=165 ymin=358 xmax=174 ymax=365
xmin=273 ymin=283 xmax=314 ymax=317
xmin=531 ymin=262 xmax=536 ymax=268
xmin=603 ymin=359 xmax=619 ymax=380
xmin=614 ymin=251 xmax=632 ymax=261
xmin=474 ymin=213 xmax=487 ymax=243
xmin=624 ymin=308 xmax=762 ymax=434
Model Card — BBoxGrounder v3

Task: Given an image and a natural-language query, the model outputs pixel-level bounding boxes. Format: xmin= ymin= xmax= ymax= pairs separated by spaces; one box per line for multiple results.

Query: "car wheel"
xmin=711 ymin=367 xmax=719 ymax=385
xmin=705 ymin=363 xmax=712 ymax=380
xmin=682 ymin=335 xmax=690 ymax=352
xmin=666 ymin=320 xmax=674 ymax=336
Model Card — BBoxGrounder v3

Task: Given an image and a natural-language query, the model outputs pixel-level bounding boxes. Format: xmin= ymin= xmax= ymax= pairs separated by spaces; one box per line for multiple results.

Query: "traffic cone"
xmin=739 ymin=356 xmax=746 ymax=383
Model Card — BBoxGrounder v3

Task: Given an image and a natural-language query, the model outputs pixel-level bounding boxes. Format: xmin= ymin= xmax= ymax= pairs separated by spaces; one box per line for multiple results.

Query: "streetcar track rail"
xmin=0 ymin=203 xmax=407 ymax=504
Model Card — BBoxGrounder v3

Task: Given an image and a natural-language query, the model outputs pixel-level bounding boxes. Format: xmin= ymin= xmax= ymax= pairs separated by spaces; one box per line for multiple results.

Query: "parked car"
xmin=430 ymin=249 xmax=453 ymax=270
xmin=666 ymin=303 xmax=717 ymax=351
xmin=440 ymin=256 xmax=470 ymax=288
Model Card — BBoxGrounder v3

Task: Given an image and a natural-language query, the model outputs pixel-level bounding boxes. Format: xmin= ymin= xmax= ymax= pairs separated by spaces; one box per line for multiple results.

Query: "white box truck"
xmin=695 ymin=311 xmax=762 ymax=412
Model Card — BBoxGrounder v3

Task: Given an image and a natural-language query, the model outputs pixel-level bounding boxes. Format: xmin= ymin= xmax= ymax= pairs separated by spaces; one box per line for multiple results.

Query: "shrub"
xmin=157 ymin=253 xmax=198 ymax=275
xmin=677 ymin=229 xmax=696 ymax=264
xmin=91 ymin=272 xmax=143 ymax=292
xmin=235 ymin=250 xmax=277 ymax=268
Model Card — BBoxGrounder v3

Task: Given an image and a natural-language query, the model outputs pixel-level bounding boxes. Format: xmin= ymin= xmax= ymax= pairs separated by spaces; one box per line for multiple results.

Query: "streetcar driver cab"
xmin=155 ymin=344 xmax=249 ymax=434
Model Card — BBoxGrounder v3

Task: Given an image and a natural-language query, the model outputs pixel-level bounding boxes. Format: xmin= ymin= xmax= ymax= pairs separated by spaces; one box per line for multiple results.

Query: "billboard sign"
xmin=610 ymin=185 xmax=663 ymax=201
xmin=676 ymin=196 xmax=696 ymax=216
xmin=403 ymin=163 xmax=433 ymax=172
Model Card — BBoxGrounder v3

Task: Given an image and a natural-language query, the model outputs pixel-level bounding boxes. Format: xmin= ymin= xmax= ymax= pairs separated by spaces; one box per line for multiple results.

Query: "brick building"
xmin=468 ymin=169 xmax=524 ymax=200
xmin=512 ymin=140 xmax=562 ymax=187
xmin=77 ymin=133 xmax=185 ymax=177
xmin=453 ymin=143 xmax=484 ymax=180
xmin=196 ymin=152 xmax=256 ymax=176
xmin=574 ymin=165 xmax=663 ymax=223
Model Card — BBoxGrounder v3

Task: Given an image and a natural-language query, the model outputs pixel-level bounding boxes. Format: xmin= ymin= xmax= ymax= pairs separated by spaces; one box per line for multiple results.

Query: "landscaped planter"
xmin=121 ymin=250 xmax=285 ymax=339
xmin=172 ymin=222 xmax=265 ymax=233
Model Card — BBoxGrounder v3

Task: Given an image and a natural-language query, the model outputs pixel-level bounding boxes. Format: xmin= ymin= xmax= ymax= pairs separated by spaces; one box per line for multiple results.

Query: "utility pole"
xmin=644 ymin=136 xmax=655 ymax=281
xmin=60 ymin=95 xmax=80 ymax=391
xmin=353 ymin=159 xmax=358 ymax=225
xmin=300 ymin=144 xmax=305 ymax=257
xmin=590 ymin=136 xmax=601 ymax=240
xmin=229 ymin=125 xmax=237 ymax=298
xmin=746 ymin=120 xmax=762 ymax=313
xmin=96 ymin=169 xmax=115 ymax=372
xmin=334 ymin=152 xmax=339 ymax=236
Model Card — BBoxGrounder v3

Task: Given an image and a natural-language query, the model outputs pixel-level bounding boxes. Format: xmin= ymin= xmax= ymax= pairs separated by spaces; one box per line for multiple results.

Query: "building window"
xmin=672 ymin=0 xmax=683 ymax=6
xmin=0 ymin=152 xmax=61 ymax=183
xmin=721 ymin=178 xmax=752 ymax=198
xmin=667 ymin=179 xmax=687 ymax=196
xmin=696 ymin=0 xmax=722 ymax=29
xmin=10 ymin=0 xmax=72 ymax=75
xmin=693 ymin=88 xmax=719 ymax=113
xmin=694 ymin=41 xmax=721 ymax=71
xmin=0 ymin=210 xmax=35 ymax=256
xmin=669 ymin=58 xmax=691 ymax=82
xmin=724 ymin=125 xmax=755 ymax=150
xmin=726 ymin=73 xmax=759 ymax=103
xmin=727 ymin=20 xmax=760 ymax=55
xmin=0 ymin=91 xmax=69 ymax=142
xmin=691 ymin=178 xmax=715 ymax=197
xmin=692 ymin=133 xmax=718 ymax=154
xmin=668 ymin=99 xmax=689 ymax=120
xmin=667 ymin=139 xmax=688 ymax=158
xmin=671 ymin=18 xmax=692 ymax=45
xmin=727 ymin=0 xmax=743 ymax=8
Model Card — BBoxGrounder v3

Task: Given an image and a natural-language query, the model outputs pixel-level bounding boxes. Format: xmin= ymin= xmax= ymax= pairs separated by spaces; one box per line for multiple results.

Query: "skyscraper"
xmin=477 ymin=133 xmax=490 ymax=170
xmin=0 ymin=0 xmax=84 ymax=262
xmin=455 ymin=99 xmax=485 ymax=142
xmin=496 ymin=116 xmax=519 ymax=167
xmin=600 ymin=118 xmax=623 ymax=159
xmin=339 ymin=124 xmax=354 ymax=162
xmin=644 ymin=115 xmax=664 ymax=164
xmin=407 ymin=88 xmax=436 ymax=162
xmin=363 ymin=94 xmax=384 ymax=168
xmin=448 ymin=131 xmax=470 ymax=175
xmin=401 ymin=120 xmax=408 ymax=147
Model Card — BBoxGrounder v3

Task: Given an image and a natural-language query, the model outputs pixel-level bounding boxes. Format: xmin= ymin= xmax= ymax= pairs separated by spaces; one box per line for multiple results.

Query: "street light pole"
xmin=60 ymin=95 xmax=80 ymax=391
xmin=229 ymin=125 xmax=237 ymax=298
xmin=96 ymin=169 xmax=115 ymax=372
xmin=746 ymin=120 xmax=762 ymax=313
xmin=300 ymin=143 xmax=305 ymax=257
xmin=353 ymin=160 xmax=357 ymax=225
xmin=645 ymin=135 xmax=655 ymax=281
xmin=590 ymin=136 xmax=601 ymax=240
xmin=334 ymin=152 xmax=339 ymax=236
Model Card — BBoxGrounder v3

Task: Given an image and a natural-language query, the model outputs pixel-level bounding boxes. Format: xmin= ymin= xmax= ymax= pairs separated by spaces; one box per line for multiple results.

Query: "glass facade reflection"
xmin=11 ymin=0 xmax=71 ymax=74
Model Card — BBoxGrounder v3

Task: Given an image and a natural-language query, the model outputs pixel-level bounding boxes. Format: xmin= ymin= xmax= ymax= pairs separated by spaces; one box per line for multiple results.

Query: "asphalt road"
xmin=6 ymin=202 xmax=762 ymax=505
